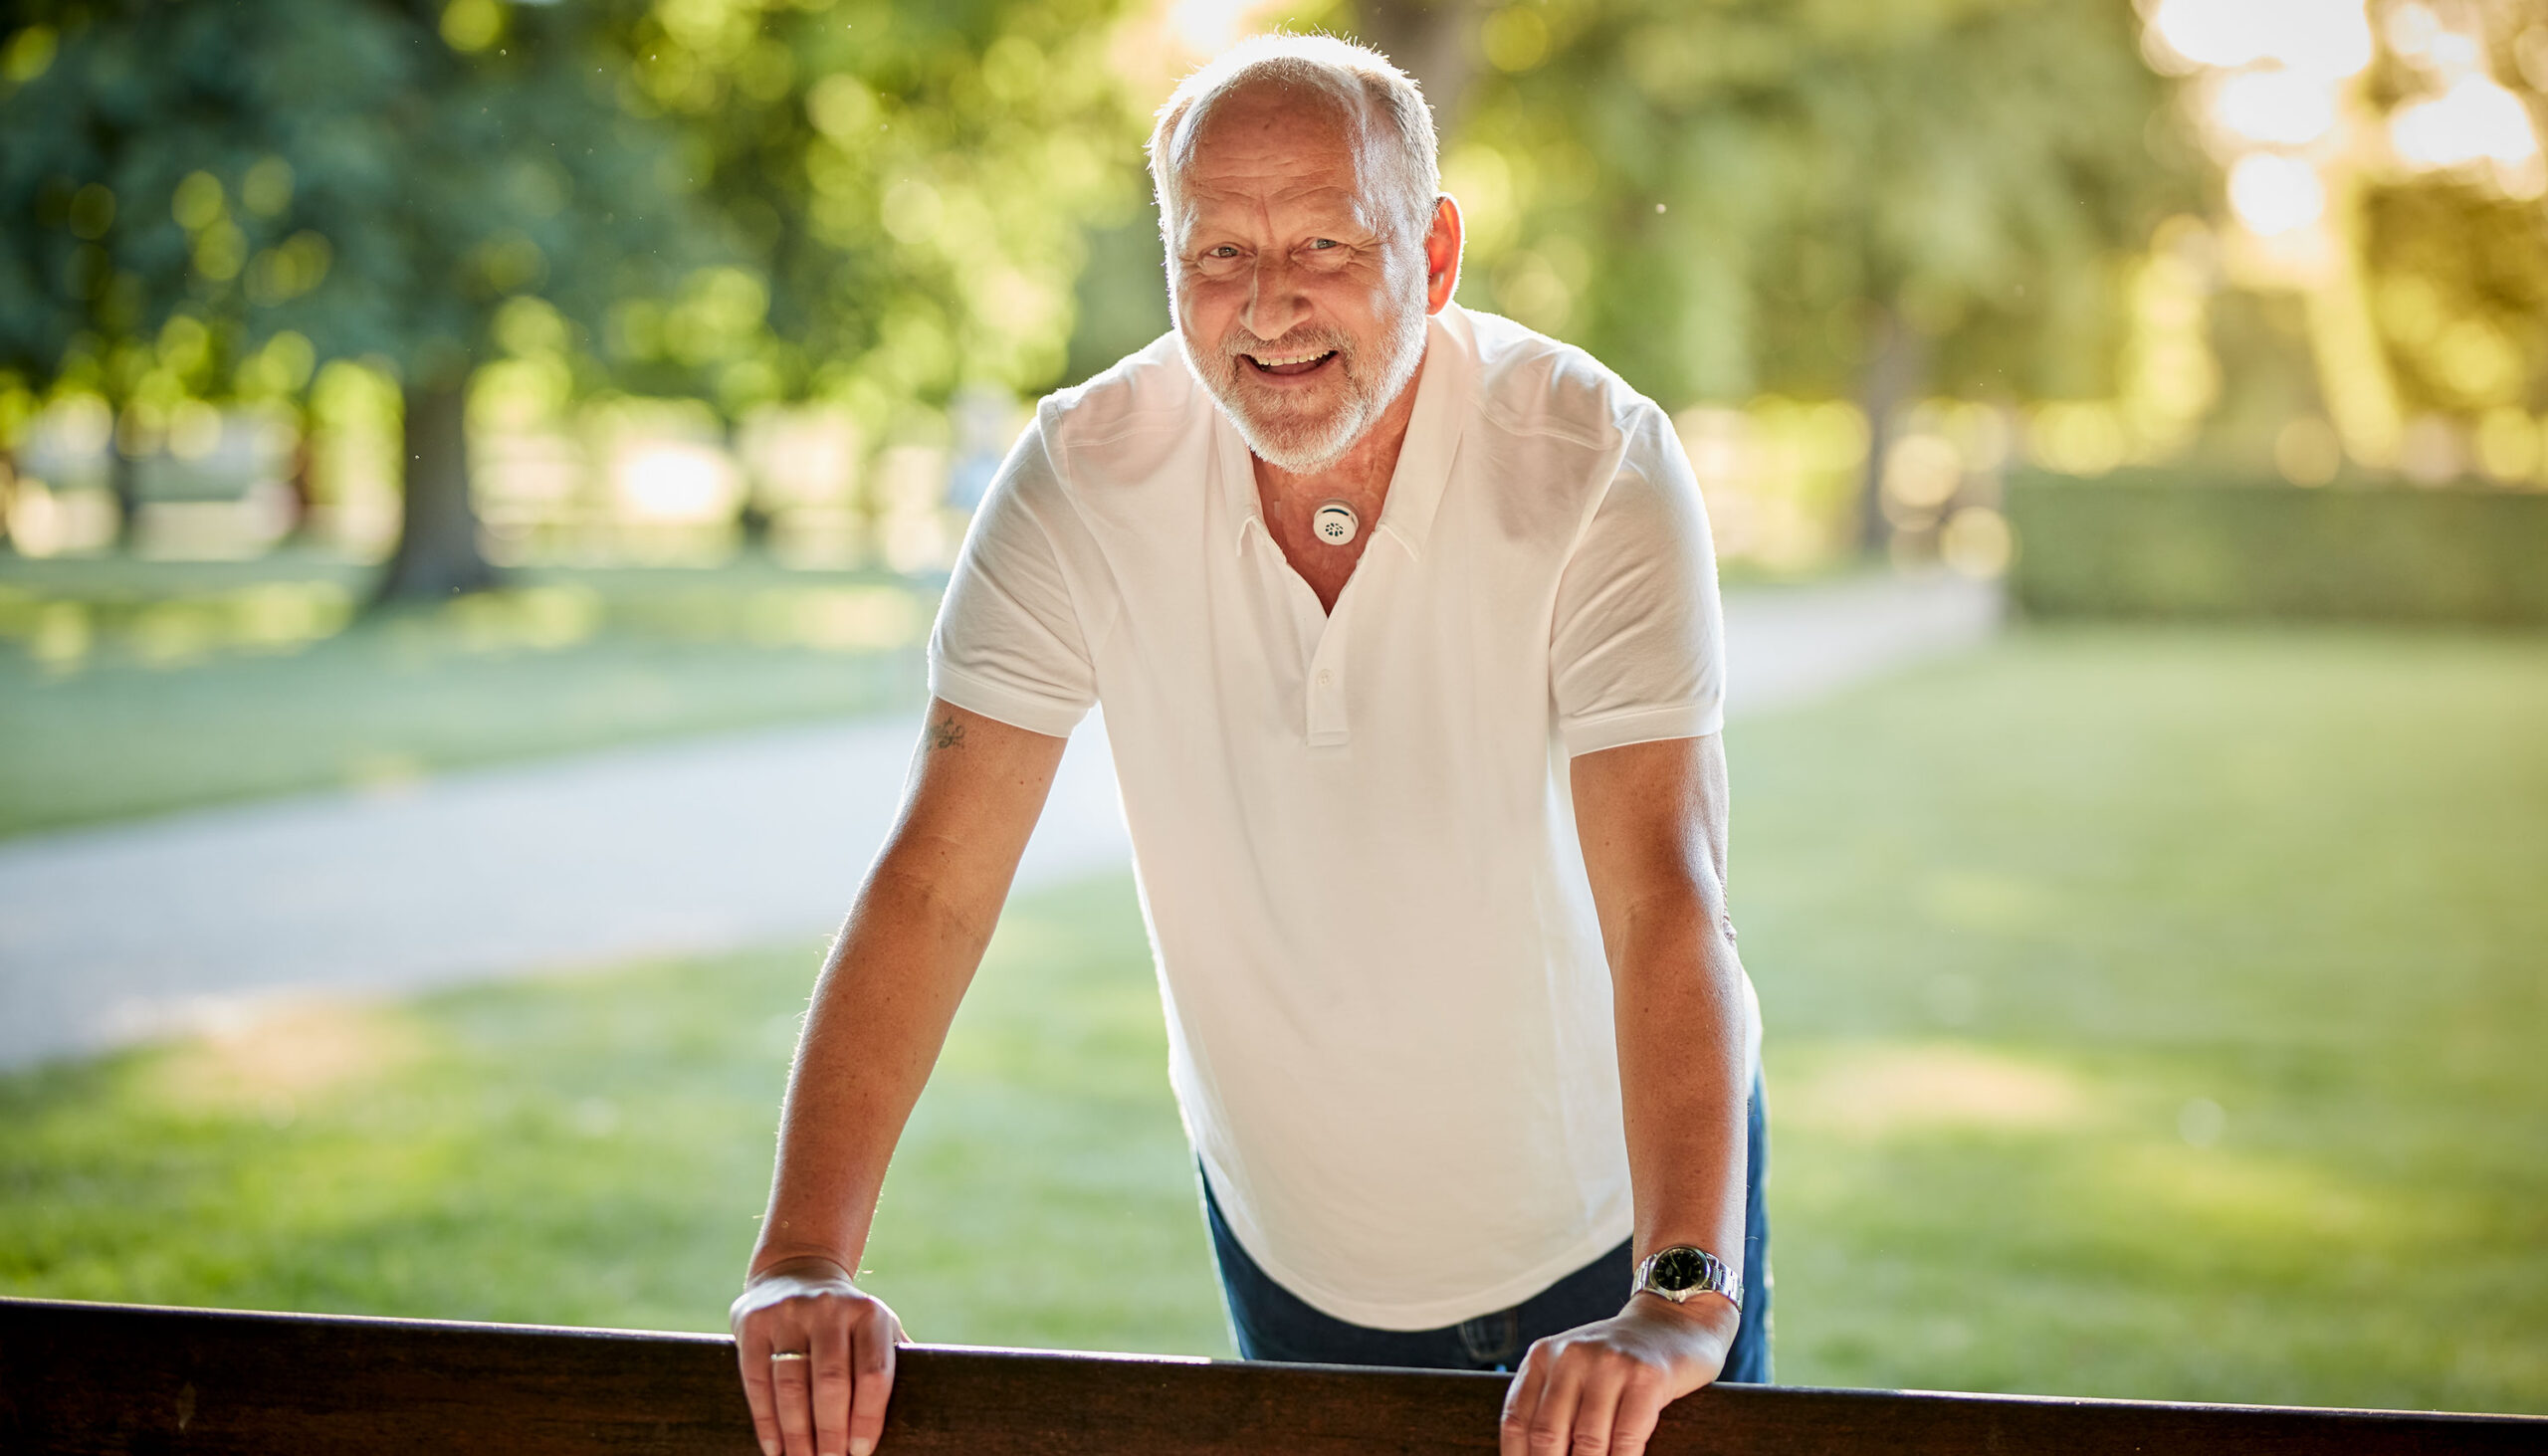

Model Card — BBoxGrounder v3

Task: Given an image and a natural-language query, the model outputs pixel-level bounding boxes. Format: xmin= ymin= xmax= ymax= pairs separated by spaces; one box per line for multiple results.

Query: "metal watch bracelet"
xmin=1630 ymin=1244 xmax=1742 ymax=1310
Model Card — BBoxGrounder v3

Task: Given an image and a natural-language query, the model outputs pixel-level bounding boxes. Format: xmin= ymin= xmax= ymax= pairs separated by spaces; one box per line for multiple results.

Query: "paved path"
xmin=0 ymin=572 xmax=1998 ymax=1069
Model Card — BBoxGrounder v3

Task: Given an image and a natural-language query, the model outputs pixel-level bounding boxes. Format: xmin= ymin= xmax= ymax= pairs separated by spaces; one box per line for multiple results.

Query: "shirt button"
xmin=1316 ymin=669 xmax=1334 ymax=688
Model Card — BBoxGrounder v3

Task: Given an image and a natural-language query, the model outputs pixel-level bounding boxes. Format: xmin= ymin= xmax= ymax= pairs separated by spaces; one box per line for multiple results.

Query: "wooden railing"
xmin=3 ymin=1297 xmax=2540 ymax=1453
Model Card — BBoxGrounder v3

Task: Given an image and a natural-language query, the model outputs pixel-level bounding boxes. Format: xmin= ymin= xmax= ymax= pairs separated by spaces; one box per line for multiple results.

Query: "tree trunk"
xmin=373 ymin=380 xmax=499 ymax=604
xmin=108 ymin=438 xmax=143 ymax=552
xmin=1853 ymin=303 xmax=1928 ymax=556
xmin=729 ymin=412 xmax=771 ymax=552
xmin=1356 ymin=0 xmax=1482 ymax=141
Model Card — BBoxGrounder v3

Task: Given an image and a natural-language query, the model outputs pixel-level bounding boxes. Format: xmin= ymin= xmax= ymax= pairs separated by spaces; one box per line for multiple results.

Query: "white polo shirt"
xmin=929 ymin=304 xmax=1756 ymax=1329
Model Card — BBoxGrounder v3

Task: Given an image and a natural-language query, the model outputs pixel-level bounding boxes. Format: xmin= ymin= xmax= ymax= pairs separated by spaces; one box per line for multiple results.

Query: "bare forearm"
xmin=1505 ymin=878 xmax=1753 ymax=1456
xmin=1571 ymin=733 xmax=1751 ymax=1273
xmin=742 ymin=701 xmax=1064 ymax=1285
xmin=1613 ymin=887 xmax=1750 ymax=1268
xmin=749 ymin=862 xmax=1004 ymax=1278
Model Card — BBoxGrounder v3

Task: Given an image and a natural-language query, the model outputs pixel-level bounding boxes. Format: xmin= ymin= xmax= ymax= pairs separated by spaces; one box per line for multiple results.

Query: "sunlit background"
xmin=4 ymin=0 xmax=2541 ymax=597
xmin=1 ymin=0 xmax=2543 ymax=1421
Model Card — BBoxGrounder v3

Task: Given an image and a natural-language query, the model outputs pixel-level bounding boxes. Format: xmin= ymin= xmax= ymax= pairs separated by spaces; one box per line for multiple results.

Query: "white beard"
xmin=1180 ymin=268 xmax=1430 ymax=475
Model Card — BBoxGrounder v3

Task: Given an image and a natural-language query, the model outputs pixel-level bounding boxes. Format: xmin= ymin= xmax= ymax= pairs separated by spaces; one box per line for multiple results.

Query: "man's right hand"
xmin=730 ymin=1257 xmax=905 ymax=1456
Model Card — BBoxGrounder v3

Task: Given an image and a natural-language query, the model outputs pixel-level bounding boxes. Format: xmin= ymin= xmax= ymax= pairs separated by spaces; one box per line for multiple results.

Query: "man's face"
xmin=1167 ymin=84 xmax=1429 ymax=474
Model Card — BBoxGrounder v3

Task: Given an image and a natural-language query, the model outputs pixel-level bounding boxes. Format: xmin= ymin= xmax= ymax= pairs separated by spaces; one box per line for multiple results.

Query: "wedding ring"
xmin=769 ymin=1351 xmax=810 ymax=1362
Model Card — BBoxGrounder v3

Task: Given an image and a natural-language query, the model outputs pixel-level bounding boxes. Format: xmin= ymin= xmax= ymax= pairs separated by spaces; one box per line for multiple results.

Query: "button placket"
xmin=1238 ymin=521 xmax=1338 ymax=744
xmin=1304 ymin=563 xmax=1373 ymax=746
xmin=1304 ymin=630 xmax=1350 ymax=745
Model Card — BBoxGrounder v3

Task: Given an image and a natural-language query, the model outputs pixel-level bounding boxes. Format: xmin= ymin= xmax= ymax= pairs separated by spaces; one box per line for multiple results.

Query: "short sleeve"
xmin=1550 ymin=404 xmax=1727 ymax=756
xmin=927 ymin=416 xmax=1099 ymax=737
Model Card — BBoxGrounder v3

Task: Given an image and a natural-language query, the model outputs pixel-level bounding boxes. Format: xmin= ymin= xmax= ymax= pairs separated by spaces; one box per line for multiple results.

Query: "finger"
xmin=811 ymin=1310 xmax=856 ymax=1456
xmin=1607 ymin=1380 xmax=1669 ymax=1456
xmin=1564 ymin=1361 xmax=1623 ymax=1456
xmin=846 ymin=1308 xmax=900 ymax=1456
xmin=1527 ymin=1352 xmax=1588 ymax=1456
xmin=770 ymin=1345 xmax=819 ymax=1456
xmin=1500 ymin=1344 xmax=1553 ymax=1456
xmin=735 ymin=1328 xmax=783 ymax=1456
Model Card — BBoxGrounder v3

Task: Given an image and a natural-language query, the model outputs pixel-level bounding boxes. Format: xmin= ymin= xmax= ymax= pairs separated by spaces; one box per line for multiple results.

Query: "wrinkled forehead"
xmin=1166 ymin=79 xmax=1385 ymax=235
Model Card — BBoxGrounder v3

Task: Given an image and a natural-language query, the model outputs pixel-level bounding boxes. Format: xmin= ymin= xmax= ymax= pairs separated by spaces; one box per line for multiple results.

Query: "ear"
xmin=1424 ymin=194 xmax=1464 ymax=313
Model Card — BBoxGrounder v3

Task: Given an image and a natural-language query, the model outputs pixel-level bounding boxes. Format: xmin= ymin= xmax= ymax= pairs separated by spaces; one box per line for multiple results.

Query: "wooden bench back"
xmin=4 ymin=1297 xmax=2539 ymax=1454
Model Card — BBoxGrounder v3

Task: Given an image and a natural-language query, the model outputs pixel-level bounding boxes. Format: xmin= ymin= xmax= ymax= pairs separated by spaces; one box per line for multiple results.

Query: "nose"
xmin=1240 ymin=253 xmax=1311 ymax=343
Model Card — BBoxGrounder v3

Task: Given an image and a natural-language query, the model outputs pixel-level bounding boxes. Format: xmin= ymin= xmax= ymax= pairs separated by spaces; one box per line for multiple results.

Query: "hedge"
xmin=2004 ymin=471 xmax=2548 ymax=625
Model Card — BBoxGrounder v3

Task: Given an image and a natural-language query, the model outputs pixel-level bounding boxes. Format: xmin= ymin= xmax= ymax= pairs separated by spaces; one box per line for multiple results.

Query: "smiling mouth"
xmin=1245 ymin=350 xmax=1338 ymax=377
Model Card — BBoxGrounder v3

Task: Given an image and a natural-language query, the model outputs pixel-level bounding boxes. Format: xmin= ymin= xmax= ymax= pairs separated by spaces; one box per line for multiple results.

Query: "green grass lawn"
xmin=0 ymin=881 xmax=1221 ymax=1352
xmin=0 ymin=554 xmax=931 ymax=837
xmin=1743 ymin=627 xmax=2548 ymax=1412
xmin=3 ymin=624 xmax=2542 ymax=1414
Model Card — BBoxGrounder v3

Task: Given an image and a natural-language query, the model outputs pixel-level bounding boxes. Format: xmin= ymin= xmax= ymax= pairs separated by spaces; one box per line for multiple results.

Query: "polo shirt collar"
xmin=1219 ymin=305 xmax=1476 ymax=561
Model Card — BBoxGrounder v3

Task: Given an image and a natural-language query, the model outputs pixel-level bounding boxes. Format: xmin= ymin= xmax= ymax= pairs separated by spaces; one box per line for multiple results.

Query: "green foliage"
xmin=4 ymin=631 xmax=2546 ymax=1410
xmin=2352 ymin=21 xmax=2548 ymax=419
xmin=0 ymin=0 xmax=716 ymax=407
xmin=1060 ymin=214 xmax=1172 ymax=386
xmin=602 ymin=0 xmax=1148 ymax=419
xmin=0 ymin=0 xmax=1149 ymax=429
xmin=2362 ymin=181 xmax=2548 ymax=415
xmin=1446 ymin=0 xmax=2191 ymax=404
xmin=0 ymin=0 xmax=2199 ymax=436
xmin=2005 ymin=472 xmax=2548 ymax=623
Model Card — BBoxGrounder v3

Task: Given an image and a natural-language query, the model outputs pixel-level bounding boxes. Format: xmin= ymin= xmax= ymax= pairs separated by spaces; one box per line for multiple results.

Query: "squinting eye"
xmin=1310 ymin=238 xmax=1338 ymax=249
xmin=1208 ymin=245 xmax=1240 ymax=258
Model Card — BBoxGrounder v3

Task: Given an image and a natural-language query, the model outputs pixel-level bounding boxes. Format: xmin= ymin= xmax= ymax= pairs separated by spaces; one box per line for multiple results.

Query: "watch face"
xmin=1651 ymin=1247 xmax=1709 ymax=1293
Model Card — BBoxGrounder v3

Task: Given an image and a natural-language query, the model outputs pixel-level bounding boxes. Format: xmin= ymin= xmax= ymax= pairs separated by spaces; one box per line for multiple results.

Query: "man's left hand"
xmin=1499 ymin=1294 xmax=1739 ymax=1456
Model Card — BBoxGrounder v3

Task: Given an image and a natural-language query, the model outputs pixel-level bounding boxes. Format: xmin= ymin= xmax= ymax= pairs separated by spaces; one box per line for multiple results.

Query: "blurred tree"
xmin=2351 ymin=10 xmax=2548 ymax=429
xmin=3 ymin=0 xmax=2196 ymax=574
xmin=1357 ymin=0 xmax=1484 ymax=137
xmin=590 ymin=0 xmax=1145 ymax=444
xmin=1428 ymin=0 xmax=2189 ymax=547
xmin=2363 ymin=182 xmax=2548 ymax=416
xmin=1 ymin=0 xmax=1147 ymax=592
xmin=0 ymin=0 xmax=721 ymax=597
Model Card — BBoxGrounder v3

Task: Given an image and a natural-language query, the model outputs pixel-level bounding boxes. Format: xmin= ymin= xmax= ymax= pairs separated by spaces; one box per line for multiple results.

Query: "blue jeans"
xmin=1202 ymin=1075 xmax=1773 ymax=1381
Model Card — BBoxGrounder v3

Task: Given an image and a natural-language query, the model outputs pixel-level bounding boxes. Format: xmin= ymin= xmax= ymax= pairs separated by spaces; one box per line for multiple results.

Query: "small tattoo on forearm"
xmin=928 ymin=715 xmax=967 ymax=751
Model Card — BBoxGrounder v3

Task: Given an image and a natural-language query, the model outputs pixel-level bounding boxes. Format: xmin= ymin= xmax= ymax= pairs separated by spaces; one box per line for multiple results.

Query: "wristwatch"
xmin=1631 ymin=1245 xmax=1742 ymax=1310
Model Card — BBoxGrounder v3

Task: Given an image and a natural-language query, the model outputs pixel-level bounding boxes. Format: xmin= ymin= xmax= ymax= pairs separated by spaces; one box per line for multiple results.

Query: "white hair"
xmin=1145 ymin=33 xmax=1440 ymax=247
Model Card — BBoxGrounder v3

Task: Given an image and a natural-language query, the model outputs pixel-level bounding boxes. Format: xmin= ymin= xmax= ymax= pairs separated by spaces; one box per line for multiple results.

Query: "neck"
xmin=1251 ymin=344 xmax=1428 ymax=514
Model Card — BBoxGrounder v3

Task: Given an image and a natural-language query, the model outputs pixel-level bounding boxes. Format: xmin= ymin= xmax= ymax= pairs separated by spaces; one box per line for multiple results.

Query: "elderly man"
xmin=730 ymin=32 xmax=1768 ymax=1456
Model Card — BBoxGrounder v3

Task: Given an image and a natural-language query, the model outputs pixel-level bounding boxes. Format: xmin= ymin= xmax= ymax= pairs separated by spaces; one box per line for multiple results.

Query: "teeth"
xmin=1252 ymin=350 xmax=1333 ymax=367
